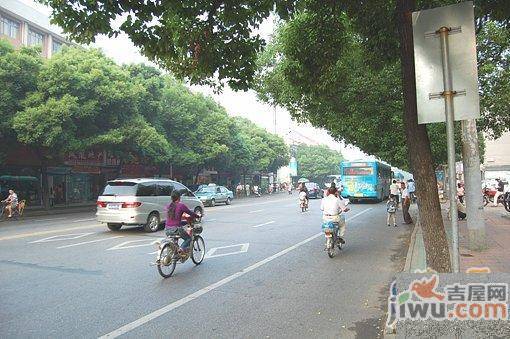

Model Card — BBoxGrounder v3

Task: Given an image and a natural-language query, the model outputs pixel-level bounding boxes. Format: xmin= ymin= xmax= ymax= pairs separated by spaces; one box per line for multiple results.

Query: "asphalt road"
xmin=0 ymin=194 xmax=411 ymax=338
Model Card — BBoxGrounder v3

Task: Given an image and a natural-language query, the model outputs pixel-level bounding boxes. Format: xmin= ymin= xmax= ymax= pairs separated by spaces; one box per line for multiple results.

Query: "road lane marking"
xmin=99 ymin=207 xmax=374 ymax=339
xmin=205 ymin=197 xmax=293 ymax=212
xmin=0 ymin=224 xmax=104 ymax=242
xmin=204 ymin=243 xmax=249 ymax=259
xmin=27 ymin=217 xmax=66 ymax=222
xmin=28 ymin=232 xmax=94 ymax=244
xmin=72 ymin=218 xmax=96 ymax=223
xmin=252 ymin=221 xmax=275 ymax=228
xmin=106 ymin=239 xmax=158 ymax=251
xmin=248 ymin=209 xmax=263 ymax=213
xmin=56 ymin=236 xmax=124 ymax=249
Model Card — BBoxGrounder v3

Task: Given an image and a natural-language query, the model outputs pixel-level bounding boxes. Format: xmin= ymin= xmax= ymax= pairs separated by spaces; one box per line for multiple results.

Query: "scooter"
xmin=483 ymin=187 xmax=505 ymax=206
xmin=323 ymin=200 xmax=350 ymax=258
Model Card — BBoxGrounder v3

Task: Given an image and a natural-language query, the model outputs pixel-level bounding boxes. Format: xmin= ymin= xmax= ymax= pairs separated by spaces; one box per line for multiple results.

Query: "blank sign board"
xmin=412 ymin=1 xmax=480 ymax=124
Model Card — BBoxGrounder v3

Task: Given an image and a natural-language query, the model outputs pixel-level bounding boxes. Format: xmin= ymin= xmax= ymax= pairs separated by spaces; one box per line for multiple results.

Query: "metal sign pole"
xmin=438 ymin=27 xmax=459 ymax=273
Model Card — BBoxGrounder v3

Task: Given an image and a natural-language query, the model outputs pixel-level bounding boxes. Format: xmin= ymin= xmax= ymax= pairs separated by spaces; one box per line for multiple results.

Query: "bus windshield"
xmin=343 ymin=167 xmax=374 ymax=176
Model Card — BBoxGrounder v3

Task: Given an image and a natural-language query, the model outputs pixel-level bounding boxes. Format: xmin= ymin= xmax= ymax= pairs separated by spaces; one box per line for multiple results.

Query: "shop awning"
xmin=0 ymin=175 xmax=39 ymax=182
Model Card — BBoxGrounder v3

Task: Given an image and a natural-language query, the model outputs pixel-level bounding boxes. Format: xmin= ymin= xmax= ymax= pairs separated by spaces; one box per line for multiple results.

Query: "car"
xmin=305 ymin=182 xmax=324 ymax=199
xmin=96 ymin=178 xmax=204 ymax=232
xmin=195 ymin=184 xmax=234 ymax=207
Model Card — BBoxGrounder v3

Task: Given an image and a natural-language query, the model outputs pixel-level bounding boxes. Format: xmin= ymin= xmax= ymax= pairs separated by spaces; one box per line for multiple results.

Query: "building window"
xmin=1 ymin=16 xmax=20 ymax=39
xmin=28 ymin=29 xmax=44 ymax=47
xmin=52 ymin=40 xmax=62 ymax=54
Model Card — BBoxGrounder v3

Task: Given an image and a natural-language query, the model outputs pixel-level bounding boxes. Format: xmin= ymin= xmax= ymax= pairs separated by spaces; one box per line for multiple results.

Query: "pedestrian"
xmin=236 ymin=183 xmax=243 ymax=199
xmin=407 ymin=179 xmax=416 ymax=203
xmin=386 ymin=195 xmax=397 ymax=227
xmin=493 ymin=178 xmax=505 ymax=207
xmin=457 ymin=182 xmax=465 ymax=204
xmin=401 ymin=182 xmax=413 ymax=224
xmin=287 ymin=183 xmax=292 ymax=195
xmin=457 ymin=198 xmax=467 ymax=220
xmin=245 ymin=183 xmax=250 ymax=197
xmin=390 ymin=179 xmax=400 ymax=208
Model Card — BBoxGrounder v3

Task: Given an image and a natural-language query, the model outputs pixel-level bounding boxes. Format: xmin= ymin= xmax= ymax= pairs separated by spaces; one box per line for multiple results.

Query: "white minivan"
xmin=96 ymin=178 xmax=205 ymax=232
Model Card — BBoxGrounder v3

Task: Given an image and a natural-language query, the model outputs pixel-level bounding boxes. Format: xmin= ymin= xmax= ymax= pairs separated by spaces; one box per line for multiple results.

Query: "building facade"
xmin=0 ymin=0 xmax=68 ymax=57
xmin=484 ymin=131 xmax=510 ymax=182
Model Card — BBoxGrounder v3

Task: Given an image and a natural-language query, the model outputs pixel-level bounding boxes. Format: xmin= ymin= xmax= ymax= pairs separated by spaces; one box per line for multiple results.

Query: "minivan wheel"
xmin=226 ymin=197 xmax=231 ymax=205
xmin=210 ymin=199 xmax=216 ymax=207
xmin=144 ymin=212 xmax=160 ymax=232
xmin=107 ymin=223 xmax=122 ymax=231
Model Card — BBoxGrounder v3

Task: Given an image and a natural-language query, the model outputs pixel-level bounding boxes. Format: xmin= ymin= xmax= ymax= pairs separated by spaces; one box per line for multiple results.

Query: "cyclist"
xmin=164 ymin=191 xmax=199 ymax=256
xmin=321 ymin=186 xmax=349 ymax=244
xmin=1 ymin=189 xmax=18 ymax=218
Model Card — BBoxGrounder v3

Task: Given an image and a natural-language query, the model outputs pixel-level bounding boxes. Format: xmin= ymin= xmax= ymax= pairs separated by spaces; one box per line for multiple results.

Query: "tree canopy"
xmin=295 ymin=144 xmax=343 ymax=182
xmin=1 ymin=43 xmax=289 ymax=179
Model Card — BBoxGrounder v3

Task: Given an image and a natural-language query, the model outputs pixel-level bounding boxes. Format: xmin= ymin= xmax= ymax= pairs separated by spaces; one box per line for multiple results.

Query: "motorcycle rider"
xmin=321 ymin=186 xmax=350 ymax=244
xmin=164 ymin=191 xmax=199 ymax=256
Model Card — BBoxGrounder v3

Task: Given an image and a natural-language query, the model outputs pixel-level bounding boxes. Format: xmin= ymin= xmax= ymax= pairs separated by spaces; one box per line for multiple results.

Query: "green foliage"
xmin=12 ymin=47 xmax=172 ymax=163
xmin=0 ymin=40 xmax=43 ymax=139
xmin=1 ymin=41 xmax=287 ymax=175
xmin=39 ymin=0 xmax=296 ymax=90
xmin=295 ymin=144 xmax=343 ymax=181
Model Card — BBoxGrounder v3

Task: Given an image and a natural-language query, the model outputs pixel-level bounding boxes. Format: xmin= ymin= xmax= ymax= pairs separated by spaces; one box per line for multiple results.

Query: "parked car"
xmin=96 ymin=178 xmax=204 ymax=232
xmin=195 ymin=184 xmax=234 ymax=206
xmin=305 ymin=182 xmax=324 ymax=199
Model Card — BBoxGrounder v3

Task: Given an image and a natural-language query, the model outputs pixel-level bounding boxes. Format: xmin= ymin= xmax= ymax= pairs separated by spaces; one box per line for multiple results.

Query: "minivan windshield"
xmin=101 ymin=182 xmax=137 ymax=196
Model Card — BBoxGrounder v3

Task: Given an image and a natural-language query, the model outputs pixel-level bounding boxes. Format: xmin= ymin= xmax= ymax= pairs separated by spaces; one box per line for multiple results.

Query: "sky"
xmin=21 ymin=0 xmax=367 ymax=160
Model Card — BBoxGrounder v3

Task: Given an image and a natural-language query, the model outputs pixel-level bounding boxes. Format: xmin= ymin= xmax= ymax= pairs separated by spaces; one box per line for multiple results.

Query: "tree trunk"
xmin=461 ymin=119 xmax=486 ymax=250
xmin=37 ymin=150 xmax=50 ymax=210
xmin=396 ymin=0 xmax=451 ymax=272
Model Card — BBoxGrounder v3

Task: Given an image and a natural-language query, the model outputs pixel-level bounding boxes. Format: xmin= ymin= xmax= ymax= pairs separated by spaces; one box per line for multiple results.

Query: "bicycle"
xmin=0 ymin=200 xmax=25 ymax=221
xmin=154 ymin=218 xmax=205 ymax=278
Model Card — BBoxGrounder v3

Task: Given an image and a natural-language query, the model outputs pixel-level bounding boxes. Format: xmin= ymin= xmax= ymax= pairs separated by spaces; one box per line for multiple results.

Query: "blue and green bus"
xmin=340 ymin=160 xmax=392 ymax=201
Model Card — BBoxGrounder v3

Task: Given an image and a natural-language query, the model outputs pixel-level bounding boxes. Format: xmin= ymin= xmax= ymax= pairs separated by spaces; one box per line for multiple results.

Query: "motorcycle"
xmin=323 ymin=200 xmax=349 ymax=258
xmin=504 ymin=192 xmax=510 ymax=212
xmin=153 ymin=216 xmax=205 ymax=278
xmin=483 ymin=187 xmax=505 ymax=206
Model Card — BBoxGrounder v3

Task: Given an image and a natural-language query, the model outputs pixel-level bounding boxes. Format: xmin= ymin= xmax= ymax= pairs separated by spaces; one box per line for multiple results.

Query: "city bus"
xmin=340 ymin=160 xmax=392 ymax=201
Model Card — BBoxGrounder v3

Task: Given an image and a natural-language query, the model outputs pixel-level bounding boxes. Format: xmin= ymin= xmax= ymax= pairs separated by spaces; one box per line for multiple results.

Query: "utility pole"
xmin=461 ymin=119 xmax=486 ymax=250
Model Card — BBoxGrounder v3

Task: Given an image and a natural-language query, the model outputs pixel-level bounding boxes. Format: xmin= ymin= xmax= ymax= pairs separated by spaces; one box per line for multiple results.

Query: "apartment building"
xmin=0 ymin=0 xmax=69 ymax=57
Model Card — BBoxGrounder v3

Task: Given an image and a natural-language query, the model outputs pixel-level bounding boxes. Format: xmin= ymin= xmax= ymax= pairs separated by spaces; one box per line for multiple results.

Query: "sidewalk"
xmin=459 ymin=206 xmax=510 ymax=272
xmin=404 ymin=204 xmax=510 ymax=273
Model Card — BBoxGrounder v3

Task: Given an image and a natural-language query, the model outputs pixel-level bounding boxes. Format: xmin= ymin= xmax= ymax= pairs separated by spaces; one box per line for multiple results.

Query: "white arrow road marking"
xmin=248 ymin=209 xmax=263 ymax=213
xmin=99 ymin=207 xmax=374 ymax=339
xmin=106 ymin=239 xmax=159 ymax=251
xmin=252 ymin=221 xmax=275 ymax=228
xmin=204 ymin=243 xmax=249 ymax=259
xmin=56 ymin=236 xmax=124 ymax=249
xmin=28 ymin=232 xmax=94 ymax=244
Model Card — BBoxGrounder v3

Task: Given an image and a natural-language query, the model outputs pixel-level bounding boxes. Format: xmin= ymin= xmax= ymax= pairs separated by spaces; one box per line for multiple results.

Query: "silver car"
xmin=96 ymin=178 xmax=205 ymax=232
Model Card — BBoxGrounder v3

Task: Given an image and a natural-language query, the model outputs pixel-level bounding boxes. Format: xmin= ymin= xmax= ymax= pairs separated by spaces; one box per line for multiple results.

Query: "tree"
xmin=295 ymin=144 xmax=343 ymax=182
xmin=40 ymin=0 xmax=296 ymax=90
xmin=12 ymin=47 xmax=171 ymax=207
xmin=0 ymin=41 xmax=43 ymax=161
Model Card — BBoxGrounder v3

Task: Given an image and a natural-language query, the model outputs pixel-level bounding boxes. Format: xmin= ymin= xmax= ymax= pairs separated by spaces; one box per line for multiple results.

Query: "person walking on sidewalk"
xmin=493 ymin=178 xmax=505 ymax=207
xmin=390 ymin=180 xmax=400 ymax=208
xmin=457 ymin=182 xmax=465 ymax=204
xmin=407 ymin=179 xmax=416 ymax=203
xmin=401 ymin=182 xmax=413 ymax=224
xmin=386 ymin=195 xmax=397 ymax=227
